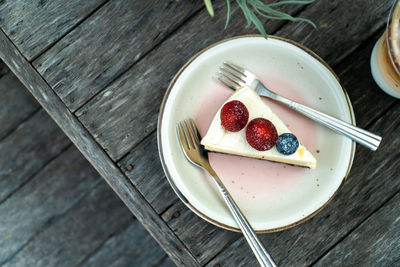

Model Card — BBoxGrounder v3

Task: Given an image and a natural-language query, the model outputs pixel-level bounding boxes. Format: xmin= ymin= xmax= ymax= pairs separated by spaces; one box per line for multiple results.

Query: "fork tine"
xmin=218 ymin=71 xmax=243 ymax=87
xmin=223 ymin=61 xmax=246 ymax=76
xmin=176 ymin=122 xmax=189 ymax=150
xmin=188 ymin=119 xmax=200 ymax=145
xmin=220 ymin=65 xmax=245 ymax=82
xmin=183 ymin=120 xmax=195 ymax=149
xmin=217 ymin=75 xmax=240 ymax=90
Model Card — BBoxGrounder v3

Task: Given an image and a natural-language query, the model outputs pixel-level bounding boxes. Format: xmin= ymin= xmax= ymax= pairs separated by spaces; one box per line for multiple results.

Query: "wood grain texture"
xmin=332 ymin=31 xmax=398 ymax=127
xmin=33 ymin=0 xmax=203 ymax=111
xmin=0 ymin=28 xmax=198 ymax=267
xmin=0 ymin=59 xmax=9 ymax=77
xmin=118 ymin=132 xmax=179 ymax=214
xmin=315 ymin=192 xmax=400 ymax=267
xmin=162 ymin=201 xmax=239 ymax=265
xmin=277 ymin=0 xmax=393 ymax=66
xmin=0 ymin=72 xmax=39 ymax=140
xmin=76 ymin=0 xmax=304 ymax=161
xmin=206 ymin=103 xmax=400 ymax=266
xmin=81 ymin=220 xmax=174 ymax=267
xmin=4 ymin=181 xmax=136 ymax=267
xmin=0 ymin=146 xmax=100 ymax=265
xmin=0 ymin=110 xmax=70 ymax=203
xmin=0 ymin=0 xmax=106 ymax=61
xmin=0 ymin=77 xmax=170 ymax=266
xmin=119 ymin=132 xmax=238 ymax=265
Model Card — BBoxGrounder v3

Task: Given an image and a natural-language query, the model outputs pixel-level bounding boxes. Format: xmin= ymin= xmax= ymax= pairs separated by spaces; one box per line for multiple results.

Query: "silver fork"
xmin=218 ymin=61 xmax=382 ymax=151
xmin=176 ymin=119 xmax=277 ymax=267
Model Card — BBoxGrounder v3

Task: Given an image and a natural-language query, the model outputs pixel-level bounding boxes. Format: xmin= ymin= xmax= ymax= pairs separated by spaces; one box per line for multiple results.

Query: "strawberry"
xmin=220 ymin=100 xmax=249 ymax=132
xmin=246 ymin=118 xmax=278 ymax=151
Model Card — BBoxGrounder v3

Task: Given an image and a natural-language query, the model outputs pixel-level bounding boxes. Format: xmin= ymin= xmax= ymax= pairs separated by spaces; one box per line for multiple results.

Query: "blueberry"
xmin=276 ymin=133 xmax=299 ymax=155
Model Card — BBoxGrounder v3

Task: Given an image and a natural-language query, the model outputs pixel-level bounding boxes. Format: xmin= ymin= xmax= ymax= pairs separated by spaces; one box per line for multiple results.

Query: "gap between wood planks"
xmin=1 ymin=179 xmax=103 ymax=266
xmin=72 ymin=5 xmax=205 ymax=115
xmin=0 ymin=142 xmax=73 ymax=206
xmin=310 ymin=188 xmax=400 ymax=266
xmin=27 ymin=0 xmax=111 ymax=64
xmin=308 ymin=102 xmax=400 ymax=265
xmin=0 ymin=106 xmax=41 ymax=143
xmin=364 ymin=101 xmax=399 ymax=130
xmin=75 ymin=213 xmax=134 ymax=266
xmin=71 ymin=0 xmax=311 ymax=117
xmin=74 ymin=218 xmax=172 ymax=267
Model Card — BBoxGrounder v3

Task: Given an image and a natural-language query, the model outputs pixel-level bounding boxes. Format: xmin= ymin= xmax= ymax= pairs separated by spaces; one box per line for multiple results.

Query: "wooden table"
xmin=0 ymin=1 xmax=398 ymax=266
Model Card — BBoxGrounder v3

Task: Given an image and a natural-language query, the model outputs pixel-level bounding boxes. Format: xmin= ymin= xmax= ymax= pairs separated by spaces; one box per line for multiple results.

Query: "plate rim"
xmin=157 ymin=34 xmax=356 ymax=233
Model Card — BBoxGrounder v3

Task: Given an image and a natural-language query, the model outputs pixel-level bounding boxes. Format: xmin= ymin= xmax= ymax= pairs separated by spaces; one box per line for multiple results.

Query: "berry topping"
xmin=246 ymin=118 xmax=278 ymax=151
xmin=276 ymin=133 xmax=299 ymax=155
xmin=220 ymin=100 xmax=249 ymax=132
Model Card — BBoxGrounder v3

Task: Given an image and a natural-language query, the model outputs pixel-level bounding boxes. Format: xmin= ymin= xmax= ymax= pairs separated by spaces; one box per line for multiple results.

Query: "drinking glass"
xmin=371 ymin=0 xmax=400 ymax=98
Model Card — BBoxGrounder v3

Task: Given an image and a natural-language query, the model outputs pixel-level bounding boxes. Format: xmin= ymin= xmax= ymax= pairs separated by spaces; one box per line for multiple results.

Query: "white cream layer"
xmin=201 ymin=86 xmax=317 ymax=169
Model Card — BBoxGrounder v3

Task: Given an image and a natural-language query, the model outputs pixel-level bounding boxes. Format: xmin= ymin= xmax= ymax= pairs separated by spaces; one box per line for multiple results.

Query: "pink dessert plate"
xmin=157 ymin=35 xmax=356 ymax=232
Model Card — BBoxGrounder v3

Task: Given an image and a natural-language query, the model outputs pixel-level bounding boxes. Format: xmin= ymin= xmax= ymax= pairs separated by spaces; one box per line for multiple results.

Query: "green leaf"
xmin=204 ymin=0 xmax=214 ymax=17
xmin=237 ymin=0 xmax=252 ymax=28
xmin=267 ymin=0 xmax=315 ymax=7
xmin=248 ymin=8 xmax=267 ymax=38
xmin=217 ymin=0 xmax=317 ymax=37
xmin=224 ymin=0 xmax=231 ymax=29
xmin=251 ymin=0 xmax=316 ymax=28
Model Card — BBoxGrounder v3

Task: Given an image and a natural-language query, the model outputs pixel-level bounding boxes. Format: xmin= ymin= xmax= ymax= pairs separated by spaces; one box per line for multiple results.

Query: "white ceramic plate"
xmin=158 ymin=35 xmax=355 ymax=232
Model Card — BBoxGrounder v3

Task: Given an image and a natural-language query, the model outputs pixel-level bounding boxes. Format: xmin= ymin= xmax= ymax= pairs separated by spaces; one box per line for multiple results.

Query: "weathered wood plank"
xmin=76 ymin=0 xmax=305 ymax=161
xmin=0 ymin=60 xmax=9 ymax=77
xmin=0 ymin=0 xmax=107 ymax=61
xmin=118 ymin=132 xmax=179 ymax=214
xmin=0 ymin=26 xmax=198 ymax=267
xmin=33 ymin=0 xmax=203 ymax=111
xmin=206 ymin=103 xmax=400 ymax=266
xmin=315 ymin=192 xmax=400 ymax=267
xmin=332 ymin=31 xmax=398 ymax=128
xmin=278 ymin=0 xmax=392 ymax=66
xmin=0 ymin=146 xmax=100 ymax=264
xmin=81 ymin=220 xmax=173 ymax=267
xmin=162 ymin=200 xmax=239 ymax=265
xmin=0 ymin=82 xmax=170 ymax=266
xmin=0 ymin=109 xmax=70 ymax=203
xmin=157 ymin=256 xmax=177 ymax=267
xmin=119 ymin=131 xmax=239 ymax=265
xmin=0 ymin=71 xmax=40 ymax=140
xmin=3 ymin=181 xmax=142 ymax=267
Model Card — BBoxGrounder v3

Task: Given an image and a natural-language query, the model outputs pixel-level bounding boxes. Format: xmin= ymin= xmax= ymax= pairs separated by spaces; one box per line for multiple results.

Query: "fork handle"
xmin=272 ymin=94 xmax=382 ymax=150
xmin=207 ymin=168 xmax=277 ymax=267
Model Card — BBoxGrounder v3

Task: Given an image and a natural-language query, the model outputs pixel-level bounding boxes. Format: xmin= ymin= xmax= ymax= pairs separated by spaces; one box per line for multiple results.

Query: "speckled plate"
xmin=157 ymin=35 xmax=355 ymax=232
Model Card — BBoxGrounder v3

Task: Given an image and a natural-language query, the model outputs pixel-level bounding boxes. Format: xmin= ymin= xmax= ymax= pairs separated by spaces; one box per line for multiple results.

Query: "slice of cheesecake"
xmin=201 ymin=86 xmax=317 ymax=169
